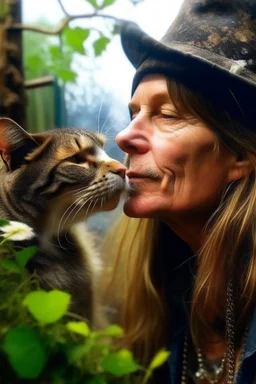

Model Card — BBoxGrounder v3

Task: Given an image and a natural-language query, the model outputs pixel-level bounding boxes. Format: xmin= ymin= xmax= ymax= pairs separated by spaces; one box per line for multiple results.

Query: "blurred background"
xmin=2 ymin=0 xmax=183 ymax=232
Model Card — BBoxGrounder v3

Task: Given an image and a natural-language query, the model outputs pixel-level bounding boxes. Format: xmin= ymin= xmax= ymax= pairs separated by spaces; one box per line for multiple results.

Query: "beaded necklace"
xmin=180 ymin=280 xmax=249 ymax=384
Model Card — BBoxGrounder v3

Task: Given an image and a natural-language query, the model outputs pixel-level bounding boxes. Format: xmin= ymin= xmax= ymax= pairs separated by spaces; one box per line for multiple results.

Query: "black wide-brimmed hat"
xmin=121 ymin=0 xmax=256 ymax=131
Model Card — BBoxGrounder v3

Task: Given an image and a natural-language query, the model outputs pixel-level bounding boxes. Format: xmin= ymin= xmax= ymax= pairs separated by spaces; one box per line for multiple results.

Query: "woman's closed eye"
xmin=160 ymin=113 xmax=176 ymax=120
xmin=159 ymin=109 xmax=179 ymax=120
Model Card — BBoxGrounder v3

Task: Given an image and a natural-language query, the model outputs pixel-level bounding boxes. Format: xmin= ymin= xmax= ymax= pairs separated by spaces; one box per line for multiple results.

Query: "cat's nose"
xmin=106 ymin=160 xmax=126 ymax=179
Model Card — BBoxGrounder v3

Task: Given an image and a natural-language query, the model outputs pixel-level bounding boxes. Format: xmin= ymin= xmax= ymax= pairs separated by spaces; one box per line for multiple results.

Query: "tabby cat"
xmin=0 ymin=117 xmax=126 ymax=326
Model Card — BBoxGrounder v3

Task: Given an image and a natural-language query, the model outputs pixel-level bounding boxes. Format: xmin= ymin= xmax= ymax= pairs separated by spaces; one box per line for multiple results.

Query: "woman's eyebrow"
xmin=128 ymin=92 xmax=173 ymax=111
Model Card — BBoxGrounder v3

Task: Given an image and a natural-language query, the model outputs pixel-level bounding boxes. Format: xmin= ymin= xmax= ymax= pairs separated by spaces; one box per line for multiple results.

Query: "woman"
xmin=104 ymin=0 xmax=256 ymax=382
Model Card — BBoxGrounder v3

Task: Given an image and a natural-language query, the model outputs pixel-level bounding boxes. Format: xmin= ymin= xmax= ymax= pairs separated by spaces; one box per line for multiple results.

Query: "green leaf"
xmin=86 ymin=0 xmax=98 ymax=8
xmin=54 ymin=68 xmax=77 ymax=83
xmin=94 ymin=325 xmax=123 ymax=338
xmin=112 ymin=23 xmax=120 ymax=35
xmin=26 ymin=54 xmax=46 ymax=77
xmin=63 ymin=27 xmax=90 ymax=54
xmin=2 ymin=326 xmax=46 ymax=379
xmin=148 ymin=349 xmax=170 ymax=371
xmin=93 ymin=36 xmax=110 ymax=57
xmin=101 ymin=349 xmax=140 ymax=376
xmin=66 ymin=344 xmax=87 ymax=363
xmin=101 ymin=0 xmax=116 ymax=9
xmin=1 ymin=259 xmax=20 ymax=272
xmin=23 ymin=290 xmax=71 ymax=325
xmin=66 ymin=321 xmax=90 ymax=336
xmin=0 ymin=219 xmax=9 ymax=227
xmin=15 ymin=246 xmax=37 ymax=268
xmin=49 ymin=45 xmax=63 ymax=61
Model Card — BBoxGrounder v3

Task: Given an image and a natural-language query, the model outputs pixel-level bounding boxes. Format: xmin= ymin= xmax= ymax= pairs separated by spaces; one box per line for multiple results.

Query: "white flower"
xmin=0 ymin=221 xmax=35 ymax=241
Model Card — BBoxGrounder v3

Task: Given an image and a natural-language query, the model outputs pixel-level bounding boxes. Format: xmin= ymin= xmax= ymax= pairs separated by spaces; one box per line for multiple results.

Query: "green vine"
xmin=0 ymin=219 xmax=170 ymax=383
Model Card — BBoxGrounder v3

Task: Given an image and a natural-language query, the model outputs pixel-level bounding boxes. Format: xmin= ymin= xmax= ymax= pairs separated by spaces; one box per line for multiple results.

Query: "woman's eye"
xmin=131 ymin=112 xmax=139 ymax=120
xmin=162 ymin=114 xmax=173 ymax=119
xmin=160 ymin=112 xmax=176 ymax=119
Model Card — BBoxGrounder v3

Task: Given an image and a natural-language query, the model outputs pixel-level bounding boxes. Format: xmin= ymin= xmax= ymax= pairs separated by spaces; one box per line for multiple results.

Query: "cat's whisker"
xmin=61 ymin=195 xmax=92 ymax=243
xmin=57 ymin=193 xmax=91 ymax=242
xmin=85 ymin=197 xmax=96 ymax=217
xmin=97 ymin=99 xmax=104 ymax=134
xmin=103 ymin=123 xmax=118 ymax=137
xmin=74 ymin=185 xmax=95 ymax=196
xmin=57 ymin=202 xmax=76 ymax=249
xmin=61 ymin=196 xmax=85 ymax=228
xmin=100 ymin=110 xmax=113 ymax=135
xmin=100 ymin=194 xmax=106 ymax=209
xmin=57 ymin=196 xmax=85 ymax=248
xmin=48 ymin=186 xmax=88 ymax=202
xmin=67 ymin=194 xmax=95 ymax=234
xmin=91 ymin=197 xmax=99 ymax=214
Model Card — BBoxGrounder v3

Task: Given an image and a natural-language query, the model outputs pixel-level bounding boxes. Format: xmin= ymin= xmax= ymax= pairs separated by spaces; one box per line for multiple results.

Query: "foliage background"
xmin=0 ymin=220 xmax=170 ymax=383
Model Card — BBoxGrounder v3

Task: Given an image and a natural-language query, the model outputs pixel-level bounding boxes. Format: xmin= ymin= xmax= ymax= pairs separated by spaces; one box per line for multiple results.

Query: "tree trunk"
xmin=0 ymin=0 xmax=25 ymax=127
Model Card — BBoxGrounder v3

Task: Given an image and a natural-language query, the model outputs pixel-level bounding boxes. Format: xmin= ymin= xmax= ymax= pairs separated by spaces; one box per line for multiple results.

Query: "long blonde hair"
xmin=102 ymin=79 xmax=256 ymax=364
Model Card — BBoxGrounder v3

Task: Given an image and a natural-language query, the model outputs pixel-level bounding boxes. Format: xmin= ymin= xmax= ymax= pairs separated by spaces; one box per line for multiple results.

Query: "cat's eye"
xmin=64 ymin=153 xmax=85 ymax=164
xmin=72 ymin=153 xmax=83 ymax=163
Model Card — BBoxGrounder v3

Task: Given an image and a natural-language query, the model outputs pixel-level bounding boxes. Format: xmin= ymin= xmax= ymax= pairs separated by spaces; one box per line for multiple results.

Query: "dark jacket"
xmin=167 ymin=307 xmax=256 ymax=383
xmin=157 ymin=223 xmax=256 ymax=383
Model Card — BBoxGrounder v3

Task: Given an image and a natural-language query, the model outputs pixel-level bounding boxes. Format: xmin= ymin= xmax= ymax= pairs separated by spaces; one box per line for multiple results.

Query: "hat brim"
xmin=121 ymin=22 xmax=256 ymax=131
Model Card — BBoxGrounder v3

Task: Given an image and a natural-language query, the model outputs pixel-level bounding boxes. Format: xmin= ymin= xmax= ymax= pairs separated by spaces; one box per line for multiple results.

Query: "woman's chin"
xmin=123 ymin=197 xmax=155 ymax=218
xmin=102 ymin=194 xmax=121 ymax=211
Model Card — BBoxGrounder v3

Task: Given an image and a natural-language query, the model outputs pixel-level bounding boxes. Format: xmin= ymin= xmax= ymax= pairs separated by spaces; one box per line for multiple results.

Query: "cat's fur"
xmin=0 ymin=118 xmax=126 ymax=326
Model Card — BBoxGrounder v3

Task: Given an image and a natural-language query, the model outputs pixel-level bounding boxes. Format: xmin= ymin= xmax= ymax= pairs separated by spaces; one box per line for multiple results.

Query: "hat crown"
xmin=161 ymin=0 xmax=256 ymax=73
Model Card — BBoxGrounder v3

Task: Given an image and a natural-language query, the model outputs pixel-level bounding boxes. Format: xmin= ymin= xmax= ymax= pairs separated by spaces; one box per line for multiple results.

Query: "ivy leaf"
xmin=23 ymin=290 xmax=71 ymax=325
xmin=101 ymin=349 xmax=140 ymax=376
xmin=100 ymin=0 xmax=116 ymax=9
xmin=63 ymin=27 xmax=90 ymax=54
xmin=0 ymin=219 xmax=9 ymax=227
xmin=93 ymin=36 xmax=110 ymax=57
xmin=54 ymin=68 xmax=77 ymax=83
xmin=1 ymin=259 xmax=20 ymax=272
xmin=66 ymin=344 xmax=87 ymax=363
xmin=15 ymin=246 xmax=37 ymax=268
xmin=93 ymin=325 xmax=123 ymax=338
xmin=148 ymin=349 xmax=170 ymax=371
xmin=66 ymin=321 xmax=90 ymax=336
xmin=112 ymin=23 xmax=121 ymax=35
xmin=86 ymin=0 xmax=98 ymax=8
xmin=49 ymin=45 xmax=63 ymax=61
xmin=2 ymin=326 xmax=46 ymax=379
xmin=26 ymin=55 xmax=45 ymax=75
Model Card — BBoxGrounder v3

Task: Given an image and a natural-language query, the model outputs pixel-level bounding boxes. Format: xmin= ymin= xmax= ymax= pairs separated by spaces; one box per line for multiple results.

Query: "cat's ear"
xmin=0 ymin=117 xmax=39 ymax=170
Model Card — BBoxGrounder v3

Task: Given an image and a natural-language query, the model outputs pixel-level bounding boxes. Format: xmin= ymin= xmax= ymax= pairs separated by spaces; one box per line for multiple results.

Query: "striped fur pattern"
xmin=0 ymin=118 xmax=126 ymax=326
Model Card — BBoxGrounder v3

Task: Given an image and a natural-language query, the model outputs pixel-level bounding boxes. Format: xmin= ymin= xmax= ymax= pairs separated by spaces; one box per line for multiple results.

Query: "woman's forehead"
xmin=129 ymin=74 xmax=172 ymax=107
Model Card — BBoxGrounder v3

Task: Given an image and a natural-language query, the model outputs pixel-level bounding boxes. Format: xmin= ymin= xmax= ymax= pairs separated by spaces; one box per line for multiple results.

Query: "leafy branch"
xmin=16 ymin=0 xmax=140 ymax=84
xmin=12 ymin=13 xmax=126 ymax=35
xmin=12 ymin=0 xmax=128 ymax=35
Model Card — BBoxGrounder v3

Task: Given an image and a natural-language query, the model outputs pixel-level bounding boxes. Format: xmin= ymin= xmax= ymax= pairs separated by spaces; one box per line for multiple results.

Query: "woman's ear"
xmin=227 ymin=158 xmax=252 ymax=183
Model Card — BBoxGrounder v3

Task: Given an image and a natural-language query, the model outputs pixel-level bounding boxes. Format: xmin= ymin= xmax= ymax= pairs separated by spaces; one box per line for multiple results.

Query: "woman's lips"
xmin=126 ymin=172 xmax=147 ymax=179
xmin=126 ymin=171 xmax=172 ymax=192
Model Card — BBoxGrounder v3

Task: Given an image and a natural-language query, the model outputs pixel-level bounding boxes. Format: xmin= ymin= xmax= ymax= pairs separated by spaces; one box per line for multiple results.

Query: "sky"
xmin=22 ymin=0 xmax=183 ymax=104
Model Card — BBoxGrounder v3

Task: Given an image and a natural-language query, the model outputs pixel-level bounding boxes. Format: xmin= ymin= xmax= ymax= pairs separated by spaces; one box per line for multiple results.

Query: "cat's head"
xmin=0 ymin=118 xmax=126 ymax=233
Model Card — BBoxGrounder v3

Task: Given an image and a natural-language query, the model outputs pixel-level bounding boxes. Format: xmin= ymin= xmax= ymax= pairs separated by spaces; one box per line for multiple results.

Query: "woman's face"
xmin=116 ymin=75 xmax=237 ymax=222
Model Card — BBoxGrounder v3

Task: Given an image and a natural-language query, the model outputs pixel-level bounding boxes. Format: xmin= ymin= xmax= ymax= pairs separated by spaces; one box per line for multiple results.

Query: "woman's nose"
xmin=116 ymin=123 xmax=149 ymax=155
